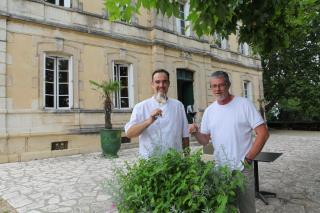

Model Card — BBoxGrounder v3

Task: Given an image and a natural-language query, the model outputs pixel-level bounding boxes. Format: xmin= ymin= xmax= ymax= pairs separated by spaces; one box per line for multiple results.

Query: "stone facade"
xmin=0 ymin=0 xmax=264 ymax=163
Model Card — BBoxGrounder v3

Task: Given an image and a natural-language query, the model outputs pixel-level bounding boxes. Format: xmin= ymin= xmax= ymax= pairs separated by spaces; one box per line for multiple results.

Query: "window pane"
xmin=59 ymin=59 xmax=68 ymax=70
xmin=45 ymin=95 xmax=54 ymax=108
xmin=59 ymin=0 xmax=64 ymax=6
xmin=120 ymin=66 xmax=128 ymax=76
xmin=45 ymin=83 xmax=54 ymax=95
xmin=120 ymin=98 xmax=129 ymax=108
xmin=244 ymin=82 xmax=248 ymax=98
xmin=46 ymin=0 xmax=55 ymax=4
xmin=180 ymin=20 xmax=185 ymax=35
xmin=59 ymin=84 xmax=69 ymax=95
xmin=120 ymin=88 xmax=128 ymax=97
xmin=46 ymin=57 xmax=54 ymax=70
xmin=114 ymin=65 xmax=118 ymax=80
xmin=59 ymin=72 xmax=68 ymax=83
xmin=59 ymin=96 xmax=69 ymax=107
xmin=120 ymin=77 xmax=128 ymax=87
xmin=179 ymin=4 xmax=184 ymax=18
xmin=45 ymin=70 xmax=54 ymax=82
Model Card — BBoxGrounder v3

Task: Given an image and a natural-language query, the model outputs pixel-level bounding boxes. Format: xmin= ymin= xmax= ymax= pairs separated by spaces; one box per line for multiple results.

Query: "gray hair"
xmin=210 ymin=71 xmax=231 ymax=86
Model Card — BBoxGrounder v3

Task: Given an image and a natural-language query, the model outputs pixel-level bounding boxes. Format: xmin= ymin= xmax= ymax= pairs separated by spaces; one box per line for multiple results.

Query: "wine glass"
xmin=186 ymin=105 xmax=197 ymax=123
xmin=155 ymin=92 xmax=167 ymax=118
xmin=154 ymin=92 xmax=167 ymax=148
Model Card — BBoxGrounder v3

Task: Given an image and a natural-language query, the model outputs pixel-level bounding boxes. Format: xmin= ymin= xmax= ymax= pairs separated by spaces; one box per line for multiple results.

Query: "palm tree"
xmin=89 ymin=80 xmax=120 ymax=129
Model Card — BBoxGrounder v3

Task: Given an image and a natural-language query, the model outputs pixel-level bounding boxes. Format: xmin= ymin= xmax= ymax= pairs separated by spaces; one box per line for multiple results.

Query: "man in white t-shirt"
xmin=189 ymin=71 xmax=269 ymax=213
xmin=125 ymin=69 xmax=189 ymax=158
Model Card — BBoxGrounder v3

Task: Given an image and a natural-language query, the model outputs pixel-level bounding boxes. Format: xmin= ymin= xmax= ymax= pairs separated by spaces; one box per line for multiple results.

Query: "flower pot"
xmin=100 ymin=129 xmax=121 ymax=158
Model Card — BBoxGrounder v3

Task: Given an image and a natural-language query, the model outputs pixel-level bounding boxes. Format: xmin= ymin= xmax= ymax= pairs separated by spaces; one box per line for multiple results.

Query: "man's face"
xmin=151 ymin=72 xmax=170 ymax=95
xmin=210 ymin=77 xmax=230 ymax=101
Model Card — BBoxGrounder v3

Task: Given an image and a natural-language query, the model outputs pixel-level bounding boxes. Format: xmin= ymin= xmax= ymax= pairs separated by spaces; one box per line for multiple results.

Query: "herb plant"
xmin=107 ymin=149 xmax=244 ymax=212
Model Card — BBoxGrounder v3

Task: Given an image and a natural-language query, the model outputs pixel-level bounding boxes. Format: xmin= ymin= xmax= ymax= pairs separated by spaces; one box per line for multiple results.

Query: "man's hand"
xmin=150 ymin=108 xmax=162 ymax=119
xmin=126 ymin=108 xmax=163 ymax=138
xmin=189 ymin=124 xmax=210 ymax=146
xmin=188 ymin=123 xmax=199 ymax=135
xmin=145 ymin=108 xmax=162 ymax=125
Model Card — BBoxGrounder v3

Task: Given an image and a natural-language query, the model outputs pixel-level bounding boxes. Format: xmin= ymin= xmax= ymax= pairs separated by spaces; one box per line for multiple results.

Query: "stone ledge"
xmin=0 ymin=142 xmax=141 ymax=163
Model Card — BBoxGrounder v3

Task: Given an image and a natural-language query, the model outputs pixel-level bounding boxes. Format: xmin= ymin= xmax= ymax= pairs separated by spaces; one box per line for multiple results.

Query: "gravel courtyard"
xmin=0 ymin=130 xmax=319 ymax=213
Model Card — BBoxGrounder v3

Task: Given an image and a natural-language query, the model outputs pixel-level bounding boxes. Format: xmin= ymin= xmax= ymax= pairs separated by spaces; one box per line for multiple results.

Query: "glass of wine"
xmin=187 ymin=105 xmax=197 ymax=123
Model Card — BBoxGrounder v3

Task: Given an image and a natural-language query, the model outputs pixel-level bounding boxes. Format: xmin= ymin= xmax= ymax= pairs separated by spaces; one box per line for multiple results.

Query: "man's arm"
xmin=245 ymin=124 xmax=269 ymax=160
xmin=182 ymin=137 xmax=190 ymax=149
xmin=193 ymin=132 xmax=211 ymax=146
xmin=182 ymin=137 xmax=190 ymax=155
xmin=126 ymin=108 xmax=162 ymax=138
xmin=189 ymin=124 xmax=211 ymax=146
xmin=126 ymin=117 xmax=154 ymax=138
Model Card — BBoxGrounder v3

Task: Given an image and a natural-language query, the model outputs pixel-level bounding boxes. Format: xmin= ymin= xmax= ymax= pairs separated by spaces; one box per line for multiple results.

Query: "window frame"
xmin=113 ymin=62 xmax=133 ymax=110
xmin=43 ymin=54 xmax=73 ymax=110
xmin=243 ymin=80 xmax=253 ymax=102
xmin=215 ymin=33 xmax=229 ymax=49
xmin=45 ymin=0 xmax=71 ymax=8
xmin=176 ymin=1 xmax=191 ymax=36
xmin=239 ymin=42 xmax=250 ymax=56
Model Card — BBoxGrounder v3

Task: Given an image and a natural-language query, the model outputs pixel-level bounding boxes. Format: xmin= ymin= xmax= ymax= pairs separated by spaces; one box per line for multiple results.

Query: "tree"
xmin=89 ymin=80 xmax=120 ymax=129
xmin=262 ymin=15 xmax=320 ymax=122
xmin=104 ymin=0 xmax=320 ymax=122
xmin=104 ymin=0 xmax=318 ymax=54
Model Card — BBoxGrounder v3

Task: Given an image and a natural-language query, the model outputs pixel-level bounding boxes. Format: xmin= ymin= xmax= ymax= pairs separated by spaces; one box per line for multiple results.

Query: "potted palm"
xmin=90 ymin=80 xmax=121 ymax=158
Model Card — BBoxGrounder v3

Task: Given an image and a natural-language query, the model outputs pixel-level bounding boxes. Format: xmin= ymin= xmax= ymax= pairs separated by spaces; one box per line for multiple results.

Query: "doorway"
xmin=177 ymin=69 xmax=194 ymax=123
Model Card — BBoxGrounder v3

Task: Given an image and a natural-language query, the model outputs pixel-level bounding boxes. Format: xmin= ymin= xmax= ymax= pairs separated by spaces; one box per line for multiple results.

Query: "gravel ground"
xmin=0 ymin=130 xmax=319 ymax=212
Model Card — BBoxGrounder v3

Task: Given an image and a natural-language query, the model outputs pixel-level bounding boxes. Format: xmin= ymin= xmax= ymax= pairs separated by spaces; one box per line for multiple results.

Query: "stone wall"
xmin=0 ymin=0 xmax=264 ymax=163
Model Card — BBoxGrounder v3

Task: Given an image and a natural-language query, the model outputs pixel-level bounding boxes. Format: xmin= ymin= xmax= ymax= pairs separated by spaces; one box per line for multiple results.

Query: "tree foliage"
xmin=104 ymin=0 xmax=320 ymax=122
xmin=262 ymin=14 xmax=320 ymax=122
xmin=104 ymin=0 xmax=318 ymax=54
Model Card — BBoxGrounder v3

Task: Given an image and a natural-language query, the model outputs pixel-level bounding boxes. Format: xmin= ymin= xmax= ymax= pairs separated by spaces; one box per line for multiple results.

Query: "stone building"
xmin=0 ymin=0 xmax=264 ymax=163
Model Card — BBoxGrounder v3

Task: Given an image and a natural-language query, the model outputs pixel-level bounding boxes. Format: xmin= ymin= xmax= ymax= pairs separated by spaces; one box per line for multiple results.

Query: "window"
xmin=239 ymin=42 xmax=250 ymax=56
xmin=215 ymin=33 xmax=229 ymax=49
xmin=113 ymin=63 xmax=132 ymax=109
xmin=44 ymin=55 xmax=72 ymax=109
xmin=176 ymin=2 xmax=190 ymax=36
xmin=45 ymin=0 xmax=71 ymax=7
xmin=243 ymin=80 xmax=253 ymax=101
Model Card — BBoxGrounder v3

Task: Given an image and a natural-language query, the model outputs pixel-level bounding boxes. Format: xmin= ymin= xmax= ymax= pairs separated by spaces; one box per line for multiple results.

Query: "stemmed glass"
xmin=155 ymin=93 xmax=167 ymax=152
xmin=187 ymin=105 xmax=197 ymax=123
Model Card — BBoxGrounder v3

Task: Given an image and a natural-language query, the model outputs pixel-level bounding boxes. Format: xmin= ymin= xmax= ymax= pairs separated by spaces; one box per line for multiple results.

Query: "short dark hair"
xmin=152 ymin=69 xmax=170 ymax=81
xmin=210 ymin=70 xmax=231 ymax=86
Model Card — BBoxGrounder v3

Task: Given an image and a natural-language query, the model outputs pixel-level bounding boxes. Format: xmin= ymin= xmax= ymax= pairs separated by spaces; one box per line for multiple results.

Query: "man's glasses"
xmin=210 ymin=83 xmax=227 ymax=89
xmin=154 ymin=80 xmax=169 ymax=84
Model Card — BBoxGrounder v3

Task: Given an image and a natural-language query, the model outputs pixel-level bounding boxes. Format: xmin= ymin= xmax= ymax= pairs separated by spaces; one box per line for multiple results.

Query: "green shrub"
xmin=107 ymin=149 xmax=244 ymax=212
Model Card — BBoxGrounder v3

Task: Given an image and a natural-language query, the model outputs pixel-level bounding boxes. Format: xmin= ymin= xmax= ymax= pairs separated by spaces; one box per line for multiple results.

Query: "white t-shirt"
xmin=125 ymin=97 xmax=189 ymax=158
xmin=201 ymin=96 xmax=264 ymax=170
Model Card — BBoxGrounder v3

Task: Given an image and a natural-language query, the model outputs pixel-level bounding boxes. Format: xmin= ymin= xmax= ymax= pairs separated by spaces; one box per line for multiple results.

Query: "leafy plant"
xmin=106 ymin=149 xmax=244 ymax=212
xmin=89 ymin=80 xmax=120 ymax=129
